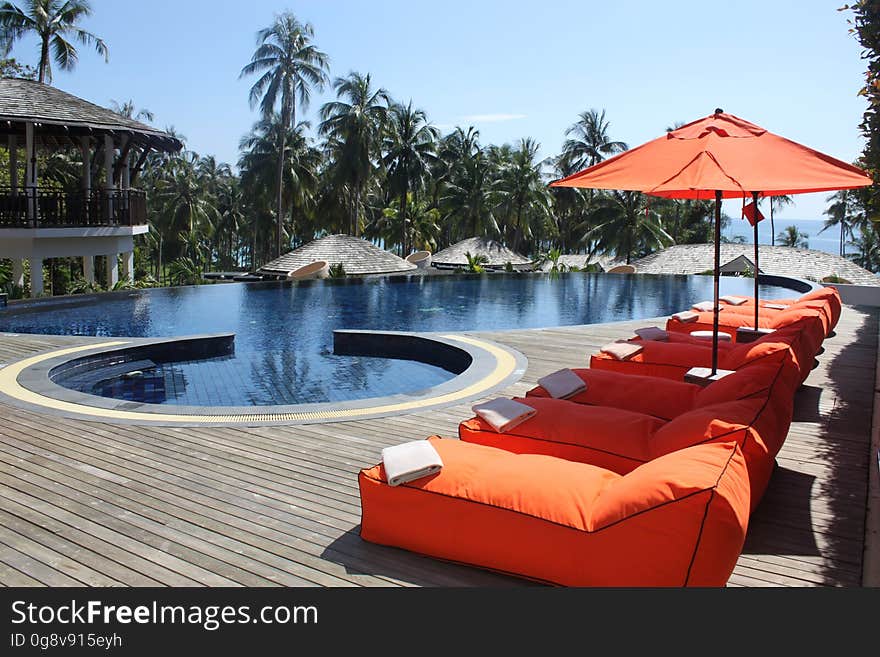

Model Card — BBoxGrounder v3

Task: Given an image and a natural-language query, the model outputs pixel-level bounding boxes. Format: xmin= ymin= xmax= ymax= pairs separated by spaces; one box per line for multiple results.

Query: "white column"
xmin=12 ymin=259 xmax=24 ymax=288
xmin=8 ymin=135 xmax=17 ymax=194
xmin=105 ymin=253 xmax=118 ymax=287
xmin=121 ymin=251 xmax=134 ymax=283
xmin=83 ymin=255 xmax=95 ymax=284
xmin=28 ymin=257 xmax=43 ymax=297
xmin=104 ymin=134 xmax=114 ymax=223
xmin=25 ymin=122 xmax=36 ymax=225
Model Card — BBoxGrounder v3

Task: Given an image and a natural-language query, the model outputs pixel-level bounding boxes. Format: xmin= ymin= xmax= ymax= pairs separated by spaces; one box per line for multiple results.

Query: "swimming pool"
xmin=0 ymin=273 xmax=796 ymax=406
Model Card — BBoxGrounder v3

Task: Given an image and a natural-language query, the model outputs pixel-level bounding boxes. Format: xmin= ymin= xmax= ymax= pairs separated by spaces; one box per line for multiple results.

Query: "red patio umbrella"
xmin=551 ymin=109 xmax=873 ymax=374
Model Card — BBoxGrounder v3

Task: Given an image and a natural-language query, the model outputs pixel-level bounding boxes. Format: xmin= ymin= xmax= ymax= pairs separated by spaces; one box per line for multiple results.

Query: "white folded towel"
xmin=537 ymin=368 xmax=587 ymax=399
xmin=689 ymin=330 xmax=732 ymax=342
xmin=634 ymin=326 xmax=669 ymax=341
xmin=764 ymin=303 xmax=789 ymax=310
xmin=472 ymin=398 xmax=537 ymax=433
xmin=381 ymin=440 xmax=444 ymax=486
xmin=600 ymin=341 xmax=644 ymax=361
xmin=672 ymin=310 xmax=700 ymax=323
xmin=691 ymin=301 xmax=720 ymax=312
xmin=719 ymin=295 xmax=748 ymax=306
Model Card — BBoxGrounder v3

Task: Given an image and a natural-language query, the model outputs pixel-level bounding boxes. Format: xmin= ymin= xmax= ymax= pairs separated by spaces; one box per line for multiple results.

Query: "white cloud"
xmin=459 ymin=113 xmax=527 ymax=123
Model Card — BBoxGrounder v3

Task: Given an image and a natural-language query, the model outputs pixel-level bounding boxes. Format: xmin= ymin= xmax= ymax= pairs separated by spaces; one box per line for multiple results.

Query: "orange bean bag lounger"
xmin=589 ymin=330 xmax=811 ymax=390
xmin=715 ymin=300 xmax=833 ymax=336
xmin=459 ymin=390 xmax=788 ymax=509
xmin=723 ymin=287 xmax=841 ymax=330
xmin=666 ymin=307 xmax=827 ymax=348
xmin=359 ymin=437 xmax=750 ymax=586
xmin=524 ymin=362 xmax=786 ymax=421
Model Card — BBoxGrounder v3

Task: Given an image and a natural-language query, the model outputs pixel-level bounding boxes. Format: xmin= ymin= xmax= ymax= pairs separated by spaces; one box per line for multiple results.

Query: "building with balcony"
xmin=0 ymin=78 xmax=182 ymax=296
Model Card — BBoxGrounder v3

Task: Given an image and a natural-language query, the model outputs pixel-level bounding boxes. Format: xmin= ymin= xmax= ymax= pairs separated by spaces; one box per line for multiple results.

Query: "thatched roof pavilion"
xmin=258 ymin=234 xmax=416 ymax=276
xmin=629 ymin=244 xmax=880 ymax=286
xmin=431 ymin=237 xmax=532 ymax=270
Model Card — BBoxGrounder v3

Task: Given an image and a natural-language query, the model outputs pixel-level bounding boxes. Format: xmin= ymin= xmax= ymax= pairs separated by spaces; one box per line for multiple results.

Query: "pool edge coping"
xmin=0 ymin=330 xmax=527 ymax=426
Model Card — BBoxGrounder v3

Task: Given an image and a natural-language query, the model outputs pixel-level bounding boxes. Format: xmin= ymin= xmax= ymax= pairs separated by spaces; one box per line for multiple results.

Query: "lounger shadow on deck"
xmin=321 ymin=527 xmax=531 ymax=587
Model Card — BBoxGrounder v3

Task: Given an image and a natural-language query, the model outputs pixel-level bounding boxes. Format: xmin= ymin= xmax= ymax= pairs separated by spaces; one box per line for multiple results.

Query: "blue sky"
xmin=4 ymin=0 xmax=867 ymax=222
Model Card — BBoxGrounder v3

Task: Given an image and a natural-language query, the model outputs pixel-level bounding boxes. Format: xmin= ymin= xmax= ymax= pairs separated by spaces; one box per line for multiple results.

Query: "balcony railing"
xmin=0 ymin=186 xmax=147 ymax=228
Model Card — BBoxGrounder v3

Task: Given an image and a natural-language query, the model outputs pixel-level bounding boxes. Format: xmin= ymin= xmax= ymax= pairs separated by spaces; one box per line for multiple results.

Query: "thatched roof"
xmin=257 ymin=234 xmax=416 ymax=276
xmin=629 ymin=244 xmax=880 ymax=286
xmin=0 ymin=78 xmax=181 ymax=152
xmin=432 ymin=237 xmax=532 ymax=269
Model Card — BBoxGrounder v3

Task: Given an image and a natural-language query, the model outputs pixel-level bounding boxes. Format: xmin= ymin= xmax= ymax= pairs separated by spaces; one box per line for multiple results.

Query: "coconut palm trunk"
xmin=399 ymin=191 xmax=407 ymax=256
xmin=770 ymin=198 xmax=775 ymax=246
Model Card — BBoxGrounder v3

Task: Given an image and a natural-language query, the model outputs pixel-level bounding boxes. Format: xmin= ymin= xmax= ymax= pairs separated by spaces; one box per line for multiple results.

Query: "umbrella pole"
xmin=712 ymin=190 xmax=722 ymax=376
xmin=752 ymin=191 xmax=760 ymax=330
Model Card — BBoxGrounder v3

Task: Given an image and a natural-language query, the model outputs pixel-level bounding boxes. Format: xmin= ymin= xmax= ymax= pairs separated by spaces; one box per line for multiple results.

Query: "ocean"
xmin=722 ymin=218 xmax=846 ymax=256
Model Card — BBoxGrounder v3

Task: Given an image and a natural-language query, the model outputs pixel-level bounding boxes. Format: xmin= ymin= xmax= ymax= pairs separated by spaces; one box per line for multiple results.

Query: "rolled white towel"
xmin=381 ymin=440 xmax=444 ymax=486
xmin=599 ymin=341 xmax=644 ymax=361
xmin=672 ymin=310 xmax=699 ymax=323
xmin=472 ymin=398 xmax=537 ymax=433
xmin=719 ymin=295 xmax=748 ymax=306
xmin=634 ymin=326 xmax=669 ymax=341
xmin=537 ymin=368 xmax=587 ymax=399
xmin=764 ymin=303 xmax=789 ymax=310
xmin=691 ymin=300 xmax=720 ymax=312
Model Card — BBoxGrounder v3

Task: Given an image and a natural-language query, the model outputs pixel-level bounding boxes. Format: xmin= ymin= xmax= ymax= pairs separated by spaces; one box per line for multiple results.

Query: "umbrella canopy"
xmin=553 ymin=111 xmax=871 ymax=198
xmin=552 ymin=110 xmax=873 ymax=373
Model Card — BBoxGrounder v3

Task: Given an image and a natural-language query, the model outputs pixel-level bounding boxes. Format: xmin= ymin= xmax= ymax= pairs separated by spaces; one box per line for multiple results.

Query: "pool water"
xmin=0 ymin=273 xmax=795 ymax=406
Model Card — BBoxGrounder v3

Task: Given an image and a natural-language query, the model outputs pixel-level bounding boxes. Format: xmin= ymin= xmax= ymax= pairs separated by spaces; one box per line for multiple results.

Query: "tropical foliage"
xmin=776 ymin=225 xmax=810 ymax=249
xmin=4 ymin=6 xmax=879 ymax=295
xmin=0 ymin=0 xmax=107 ymax=83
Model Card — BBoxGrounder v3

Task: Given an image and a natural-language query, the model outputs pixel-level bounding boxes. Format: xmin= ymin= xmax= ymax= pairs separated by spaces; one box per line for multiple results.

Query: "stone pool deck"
xmin=0 ymin=307 xmax=876 ymax=586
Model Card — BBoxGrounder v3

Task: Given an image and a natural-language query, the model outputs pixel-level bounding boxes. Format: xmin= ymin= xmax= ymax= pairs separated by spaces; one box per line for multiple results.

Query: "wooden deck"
xmin=0 ymin=306 xmax=875 ymax=587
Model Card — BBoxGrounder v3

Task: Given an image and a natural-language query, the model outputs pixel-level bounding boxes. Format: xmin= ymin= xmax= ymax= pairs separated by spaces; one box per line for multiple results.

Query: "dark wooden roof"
xmin=432 ymin=237 xmax=532 ymax=268
xmin=258 ymin=234 xmax=417 ymax=276
xmin=0 ymin=78 xmax=181 ymax=152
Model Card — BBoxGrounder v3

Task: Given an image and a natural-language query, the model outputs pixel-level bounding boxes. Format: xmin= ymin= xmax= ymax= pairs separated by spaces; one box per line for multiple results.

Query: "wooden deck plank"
xmin=0 ymin=307 xmax=874 ymax=587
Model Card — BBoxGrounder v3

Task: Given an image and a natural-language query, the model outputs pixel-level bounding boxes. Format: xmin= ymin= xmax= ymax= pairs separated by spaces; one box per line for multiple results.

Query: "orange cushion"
xmin=459 ymin=397 xmax=664 ymax=473
xmin=526 ymin=368 xmax=700 ymax=421
xmin=651 ymin=399 xmax=777 ymax=505
xmin=359 ymin=437 xmax=750 ymax=586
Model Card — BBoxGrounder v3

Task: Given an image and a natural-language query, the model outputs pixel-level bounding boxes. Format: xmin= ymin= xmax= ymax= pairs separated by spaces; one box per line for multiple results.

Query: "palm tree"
xmin=110 ymin=99 xmax=154 ymax=123
xmin=776 ymin=225 xmax=809 ymax=249
xmin=240 ymin=12 xmax=328 ymax=257
xmin=586 ymin=191 xmax=673 ymax=264
xmin=319 ymin=72 xmax=389 ymax=236
xmin=239 ymin=116 xmax=321 ymax=249
xmin=441 ymin=146 xmax=499 ymax=242
xmin=492 ymin=138 xmax=550 ymax=254
xmin=0 ymin=0 xmax=107 ymax=83
xmin=381 ymin=101 xmax=438 ymax=255
xmin=153 ymin=151 xmax=218 ymax=262
xmin=821 ymin=190 xmax=859 ymax=256
xmin=562 ymin=109 xmax=628 ymax=171
xmin=767 ymin=195 xmax=793 ymax=245
xmin=848 ymin=222 xmax=880 ymax=272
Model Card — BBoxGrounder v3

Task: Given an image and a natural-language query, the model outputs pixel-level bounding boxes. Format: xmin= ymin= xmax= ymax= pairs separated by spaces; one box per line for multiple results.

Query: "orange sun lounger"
xmin=666 ymin=306 xmax=827 ymax=348
xmin=359 ymin=437 xmax=750 ymax=586
xmin=721 ymin=287 xmax=841 ymax=330
xmin=459 ymin=377 xmax=790 ymax=509
xmin=589 ymin=326 xmax=814 ymax=390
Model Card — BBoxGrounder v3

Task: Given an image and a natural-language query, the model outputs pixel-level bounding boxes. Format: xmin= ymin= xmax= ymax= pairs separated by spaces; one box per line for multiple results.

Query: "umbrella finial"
xmin=714 ymin=107 xmax=724 ymax=115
